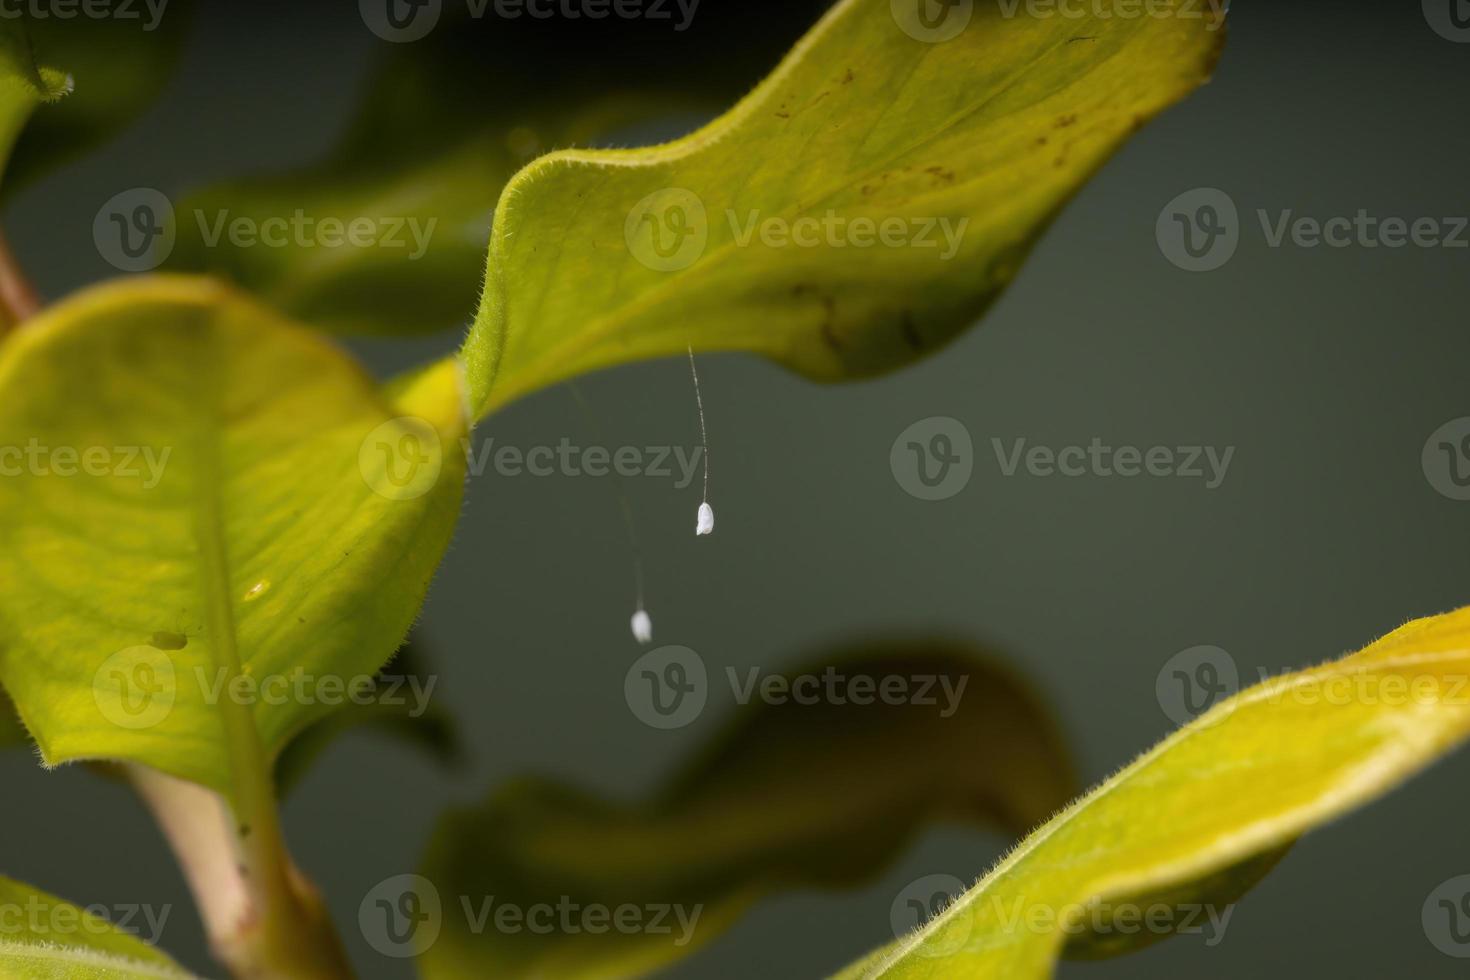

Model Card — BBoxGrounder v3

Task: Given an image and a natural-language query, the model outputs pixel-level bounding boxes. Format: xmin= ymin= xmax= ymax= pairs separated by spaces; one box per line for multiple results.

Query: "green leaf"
xmin=0 ymin=20 xmax=71 ymax=185
xmin=418 ymin=640 xmax=1075 ymax=979
xmin=0 ymin=876 xmax=193 ymax=978
xmin=3 ymin=4 xmax=189 ymax=194
xmin=834 ymin=604 xmax=1470 ymax=979
xmin=166 ymin=3 xmax=830 ymax=336
xmin=273 ymin=639 xmax=460 ymax=795
xmin=0 ymin=275 xmax=467 ymax=798
xmin=461 ymin=0 xmax=1225 ymax=416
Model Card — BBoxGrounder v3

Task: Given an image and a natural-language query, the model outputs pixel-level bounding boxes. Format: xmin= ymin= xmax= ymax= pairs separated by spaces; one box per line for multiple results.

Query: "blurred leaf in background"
xmin=418 ymin=640 xmax=1074 ymax=979
xmin=3 ymin=3 xmax=190 ymax=193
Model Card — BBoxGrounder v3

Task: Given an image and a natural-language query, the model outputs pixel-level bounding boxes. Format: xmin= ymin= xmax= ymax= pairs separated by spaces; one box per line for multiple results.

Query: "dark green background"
xmin=3 ymin=1 xmax=1469 ymax=977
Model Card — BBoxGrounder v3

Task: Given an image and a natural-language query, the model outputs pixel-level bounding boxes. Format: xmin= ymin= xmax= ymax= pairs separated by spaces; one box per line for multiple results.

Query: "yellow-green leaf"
xmin=0 ymin=876 xmax=193 ymax=979
xmin=834 ymin=605 xmax=1470 ymax=979
xmin=462 ymin=0 xmax=1226 ymax=415
xmin=418 ymin=641 xmax=1075 ymax=979
xmin=0 ymin=275 xmax=467 ymax=798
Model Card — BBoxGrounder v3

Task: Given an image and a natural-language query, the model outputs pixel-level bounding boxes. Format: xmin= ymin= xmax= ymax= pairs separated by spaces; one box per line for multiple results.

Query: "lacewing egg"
xmin=631 ymin=609 xmax=653 ymax=644
xmin=696 ymin=502 xmax=715 ymax=536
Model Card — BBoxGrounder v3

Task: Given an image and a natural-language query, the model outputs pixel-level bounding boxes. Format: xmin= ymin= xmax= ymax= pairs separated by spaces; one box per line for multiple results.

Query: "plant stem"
xmin=128 ymin=766 xmax=356 ymax=979
xmin=0 ymin=226 xmax=41 ymax=334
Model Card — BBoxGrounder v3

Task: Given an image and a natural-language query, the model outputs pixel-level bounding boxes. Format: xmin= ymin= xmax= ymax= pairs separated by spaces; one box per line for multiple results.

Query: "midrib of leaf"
xmin=862 ymin=647 xmax=1470 ymax=975
xmin=184 ymin=315 xmax=296 ymax=925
